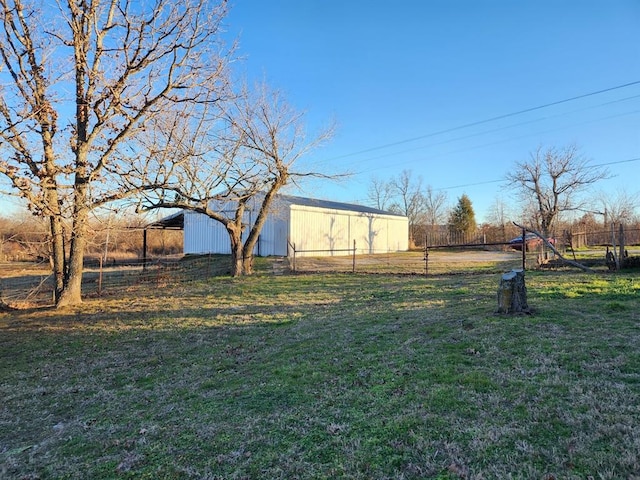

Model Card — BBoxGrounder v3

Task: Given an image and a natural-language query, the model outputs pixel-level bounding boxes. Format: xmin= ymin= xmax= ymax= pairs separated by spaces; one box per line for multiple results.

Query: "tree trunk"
xmin=242 ymin=176 xmax=287 ymax=276
xmin=49 ymin=214 xmax=66 ymax=303
xmin=242 ymin=254 xmax=254 ymax=275
xmin=56 ymin=178 xmax=89 ymax=307
xmin=497 ymin=269 xmax=529 ymax=314
xmin=227 ymin=224 xmax=244 ymax=277
xmin=57 ymin=206 xmax=88 ymax=307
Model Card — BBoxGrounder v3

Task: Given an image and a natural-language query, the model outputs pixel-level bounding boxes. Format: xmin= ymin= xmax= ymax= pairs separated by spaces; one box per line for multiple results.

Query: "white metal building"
xmin=180 ymin=194 xmax=408 ymax=257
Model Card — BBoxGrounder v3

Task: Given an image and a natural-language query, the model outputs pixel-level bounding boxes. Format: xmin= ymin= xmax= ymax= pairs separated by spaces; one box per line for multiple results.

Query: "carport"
xmin=143 ymin=212 xmax=184 ymax=268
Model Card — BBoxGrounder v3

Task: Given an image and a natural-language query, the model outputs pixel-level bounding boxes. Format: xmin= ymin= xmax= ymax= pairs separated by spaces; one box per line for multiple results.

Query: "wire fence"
xmin=288 ymin=234 xmax=640 ymax=275
xmin=0 ymin=255 xmax=232 ymax=308
xmin=3 ymin=239 xmax=639 ymax=308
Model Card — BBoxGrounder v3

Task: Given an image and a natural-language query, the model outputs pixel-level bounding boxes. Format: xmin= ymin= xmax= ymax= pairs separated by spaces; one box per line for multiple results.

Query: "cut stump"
xmin=497 ymin=269 xmax=529 ymax=314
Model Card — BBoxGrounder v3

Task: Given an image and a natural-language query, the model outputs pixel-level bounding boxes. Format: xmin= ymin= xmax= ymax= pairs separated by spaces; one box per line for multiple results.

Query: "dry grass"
xmin=1 ymin=268 xmax=639 ymax=479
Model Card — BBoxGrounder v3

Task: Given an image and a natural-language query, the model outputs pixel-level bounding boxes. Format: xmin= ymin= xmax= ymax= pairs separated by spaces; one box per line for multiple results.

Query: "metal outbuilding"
xmin=180 ymin=194 xmax=408 ymax=257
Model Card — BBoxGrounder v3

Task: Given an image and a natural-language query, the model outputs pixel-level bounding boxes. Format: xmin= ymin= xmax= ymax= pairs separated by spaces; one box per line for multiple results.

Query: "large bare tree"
xmin=126 ymin=83 xmax=334 ymax=276
xmin=0 ymin=0 xmax=230 ymax=306
xmin=507 ymin=145 xmax=608 ymax=237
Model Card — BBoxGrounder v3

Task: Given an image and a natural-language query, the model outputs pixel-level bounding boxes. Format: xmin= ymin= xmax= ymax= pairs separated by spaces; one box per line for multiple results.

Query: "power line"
xmin=338 ymin=93 xmax=640 ymax=170
xmin=325 ymin=80 xmax=640 ymax=162
xmin=340 ymin=95 xmax=640 ymax=173
xmin=352 ymin=107 xmax=640 ymax=176
xmin=433 ymin=157 xmax=640 ymax=192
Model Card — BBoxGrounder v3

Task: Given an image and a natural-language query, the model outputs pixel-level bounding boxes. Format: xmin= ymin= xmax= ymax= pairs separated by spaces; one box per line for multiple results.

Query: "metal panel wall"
xmin=184 ymin=211 xmax=231 ymax=255
xmin=183 ymin=198 xmax=408 ymax=258
xmin=183 ymin=197 xmax=292 ymax=256
xmin=289 ymin=206 xmax=408 ymax=257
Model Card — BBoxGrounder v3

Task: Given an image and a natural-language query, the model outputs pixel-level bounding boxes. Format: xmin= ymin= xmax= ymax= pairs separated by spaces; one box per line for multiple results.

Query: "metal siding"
xmin=184 ymin=211 xmax=230 ymax=254
xmin=289 ymin=206 xmax=408 ymax=257
xmin=184 ymin=198 xmax=408 ymax=257
xmin=184 ymin=197 xmax=292 ymax=256
xmin=258 ymin=198 xmax=290 ymax=256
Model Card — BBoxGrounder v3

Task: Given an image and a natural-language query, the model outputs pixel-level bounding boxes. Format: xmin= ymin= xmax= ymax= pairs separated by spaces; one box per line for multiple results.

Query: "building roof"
xmin=278 ymin=193 xmax=405 ymax=217
xmin=145 ymin=211 xmax=184 ymax=229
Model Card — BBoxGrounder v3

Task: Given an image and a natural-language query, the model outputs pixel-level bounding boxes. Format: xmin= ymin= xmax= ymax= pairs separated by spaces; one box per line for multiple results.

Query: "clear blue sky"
xmin=225 ymin=0 xmax=640 ymax=222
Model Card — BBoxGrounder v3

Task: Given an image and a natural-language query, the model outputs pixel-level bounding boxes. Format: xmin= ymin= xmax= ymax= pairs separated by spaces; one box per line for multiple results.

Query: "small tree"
xmin=486 ymin=196 xmax=514 ymax=242
xmin=448 ymin=194 xmax=476 ymax=241
xmin=600 ymin=189 xmax=639 ymax=227
xmin=507 ymin=145 xmax=608 ymax=238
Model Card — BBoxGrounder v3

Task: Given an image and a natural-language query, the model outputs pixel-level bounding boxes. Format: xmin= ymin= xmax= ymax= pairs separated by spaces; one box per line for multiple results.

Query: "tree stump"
xmin=496 ymin=269 xmax=529 ymax=314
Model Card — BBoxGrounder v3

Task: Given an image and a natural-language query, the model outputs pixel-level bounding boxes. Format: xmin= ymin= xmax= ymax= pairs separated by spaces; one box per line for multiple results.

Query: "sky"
xmin=223 ymin=0 xmax=640 ymax=222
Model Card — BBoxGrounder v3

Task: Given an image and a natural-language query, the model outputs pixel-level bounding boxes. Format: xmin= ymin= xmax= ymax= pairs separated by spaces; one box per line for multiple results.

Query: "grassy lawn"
xmin=1 ymin=269 xmax=639 ymax=479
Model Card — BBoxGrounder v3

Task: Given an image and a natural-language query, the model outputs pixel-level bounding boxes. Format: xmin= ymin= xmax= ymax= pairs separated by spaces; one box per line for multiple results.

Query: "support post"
xmin=352 ymin=240 xmax=356 ymax=273
xmin=611 ymin=223 xmax=619 ymax=270
xmin=521 ymin=227 xmax=526 ymax=271
xmin=292 ymin=242 xmax=296 ymax=272
xmin=143 ymin=228 xmax=148 ymax=271
xmin=619 ymin=223 xmax=625 ymax=268
xmin=98 ymin=255 xmax=103 ymax=296
xmin=424 ymin=235 xmax=429 ymax=277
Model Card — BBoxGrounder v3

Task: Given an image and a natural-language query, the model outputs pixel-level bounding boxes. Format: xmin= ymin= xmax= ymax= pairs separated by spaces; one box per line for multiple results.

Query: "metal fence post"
xmin=352 ymin=240 xmax=356 ymax=273
xmin=98 ymin=256 xmax=103 ymax=296
xmin=424 ymin=247 xmax=429 ymax=277
xmin=521 ymin=227 xmax=526 ymax=271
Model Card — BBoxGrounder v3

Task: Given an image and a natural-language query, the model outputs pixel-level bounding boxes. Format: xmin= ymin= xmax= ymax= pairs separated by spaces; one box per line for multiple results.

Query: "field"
xmin=1 ymin=262 xmax=640 ymax=479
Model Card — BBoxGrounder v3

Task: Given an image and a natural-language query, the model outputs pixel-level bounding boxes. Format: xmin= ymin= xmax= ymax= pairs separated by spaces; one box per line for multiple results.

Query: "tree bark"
xmin=497 ymin=269 xmax=529 ymax=314
xmin=226 ymin=222 xmax=244 ymax=277
xmin=57 ymin=203 xmax=88 ymax=307
xmin=48 ymin=214 xmax=66 ymax=303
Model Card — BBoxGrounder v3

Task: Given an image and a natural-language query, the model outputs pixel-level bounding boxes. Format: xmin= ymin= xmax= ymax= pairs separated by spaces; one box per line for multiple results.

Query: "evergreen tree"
xmin=448 ymin=194 xmax=476 ymax=237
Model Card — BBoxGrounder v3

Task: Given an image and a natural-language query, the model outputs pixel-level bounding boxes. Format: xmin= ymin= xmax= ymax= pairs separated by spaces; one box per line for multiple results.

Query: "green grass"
xmin=1 ymin=270 xmax=639 ymax=479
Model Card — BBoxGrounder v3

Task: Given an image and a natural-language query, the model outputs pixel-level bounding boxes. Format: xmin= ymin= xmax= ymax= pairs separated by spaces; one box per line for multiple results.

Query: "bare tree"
xmin=0 ymin=0 xmax=230 ymax=306
xmin=388 ymin=170 xmax=425 ymax=245
xmin=128 ymin=83 xmax=334 ymax=276
xmin=486 ymin=196 xmax=513 ymax=241
xmin=367 ymin=176 xmax=394 ymax=211
xmin=507 ymin=145 xmax=608 ymax=237
xmin=367 ymin=171 xmax=447 ymax=245
xmin=423 ymin=185 xmax=448 ymax=230
xmin=599 ymin=189 xmax=639 ymax=226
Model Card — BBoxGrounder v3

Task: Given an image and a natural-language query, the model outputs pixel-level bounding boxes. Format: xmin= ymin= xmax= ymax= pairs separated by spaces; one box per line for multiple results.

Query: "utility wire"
xmin=325 ymin=80 xmax=640 ymax=162
xmin=352 ymin=108 xmax=640 ymax=176
xmin=433 ymin=157 xmax=640 ymax=192
xmin=337 ymin=93 xmax=640 ymax=170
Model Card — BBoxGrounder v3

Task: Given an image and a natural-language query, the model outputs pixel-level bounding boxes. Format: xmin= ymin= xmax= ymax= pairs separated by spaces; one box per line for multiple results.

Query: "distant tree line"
xmin=368 ymin=145 xmax=639 ymax=248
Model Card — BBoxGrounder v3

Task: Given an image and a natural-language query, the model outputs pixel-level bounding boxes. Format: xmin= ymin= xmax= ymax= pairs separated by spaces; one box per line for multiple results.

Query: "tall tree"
xmin=367 ymin=176 xmax=394 ymax=211
xmin=389 ymin=170 xmax=425 ymax=226
xmin=0 ymin=0 xmax=230 ymax=306
xmin=367 ymin=171 xmax=447 ymax=245
xmin=448 ymin=194 xmax=476 ymax=238
xmin=507 ymin=145 xmax=608 ymax=237
xmin=423 ymin=185 xmax=448 ymax=229
xmin=126 ymin=83 xmax=334 ymax=276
